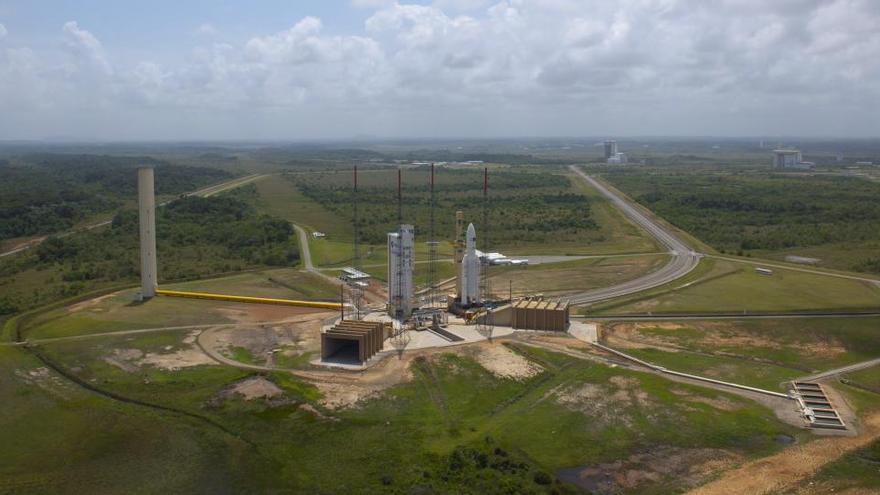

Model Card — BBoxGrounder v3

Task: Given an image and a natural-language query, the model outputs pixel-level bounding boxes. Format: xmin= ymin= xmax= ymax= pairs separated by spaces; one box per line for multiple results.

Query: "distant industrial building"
xmin=387 ymin=224 xmax=414 ymax=319
xmin=773 ymin=149 xmax=814 ymax=170
xmin=604 ymin=140 xmax=618 ymax=160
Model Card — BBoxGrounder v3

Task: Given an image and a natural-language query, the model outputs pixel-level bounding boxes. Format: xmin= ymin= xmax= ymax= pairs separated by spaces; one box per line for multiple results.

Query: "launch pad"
xmin=318 ymin=165 xmax=569 ymax=367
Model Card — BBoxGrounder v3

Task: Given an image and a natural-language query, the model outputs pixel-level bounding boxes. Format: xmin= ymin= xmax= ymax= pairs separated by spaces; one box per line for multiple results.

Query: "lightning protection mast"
xmin=477 ymin=166 xmax=493 ymax=339
xmin=427 ymin=163 xmax=438 ymax=309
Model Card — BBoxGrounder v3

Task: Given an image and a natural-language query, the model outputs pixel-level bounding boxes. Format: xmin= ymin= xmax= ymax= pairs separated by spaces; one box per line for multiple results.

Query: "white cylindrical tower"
xmin=138 ymin=166 xmax=158 ymax=299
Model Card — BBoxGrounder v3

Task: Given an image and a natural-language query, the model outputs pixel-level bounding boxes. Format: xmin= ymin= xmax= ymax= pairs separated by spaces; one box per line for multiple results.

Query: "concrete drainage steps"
xmin=792 ymin=382 xmax=847 ymax=430
xmin=427 ymin=327 xmax=465 ymax=342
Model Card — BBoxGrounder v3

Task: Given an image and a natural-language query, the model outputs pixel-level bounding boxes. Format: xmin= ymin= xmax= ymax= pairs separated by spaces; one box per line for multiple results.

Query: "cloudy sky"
xmin=0 ymin=0 xmax=877 ymax=140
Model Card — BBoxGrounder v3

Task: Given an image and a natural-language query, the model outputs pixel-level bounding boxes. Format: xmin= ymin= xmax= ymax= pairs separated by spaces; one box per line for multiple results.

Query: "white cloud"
xmin=1 ymin=1 xmax=879 ymax=139
xmin=195 ymin=23 xmax=218 ymax=36
xmin=0 ymin=23 xmax=7 ymax=38
xmin=62 ymin=21 xmax=112 ymax=75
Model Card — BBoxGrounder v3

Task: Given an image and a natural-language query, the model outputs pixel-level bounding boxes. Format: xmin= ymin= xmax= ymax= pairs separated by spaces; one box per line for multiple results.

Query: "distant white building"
xmin=312 ymin=231 xmax=326 ymax=239
xmin=387 ymin=225 xmax=414 ymax=319
xmin=773 ymin=149 xmax=813 ymax=169
xmin=607 ymin=152 xmax=628 ymax=164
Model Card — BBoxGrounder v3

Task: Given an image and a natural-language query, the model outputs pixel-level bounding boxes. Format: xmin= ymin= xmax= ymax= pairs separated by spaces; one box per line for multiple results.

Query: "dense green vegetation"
xmin=0 ymin=186 xmax=297 ymax=316
xmin=0 ymin=154 xmax=232 ymax=240
xmin=601 ymin=169 xmax=880 ymax=272
xmin=292 ymin=166 xmax=598 ymax=246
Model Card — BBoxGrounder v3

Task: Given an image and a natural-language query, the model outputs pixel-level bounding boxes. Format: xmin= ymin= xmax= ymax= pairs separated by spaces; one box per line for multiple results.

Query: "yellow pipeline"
xmin=155 ymin=288 xmax=342 ymax=310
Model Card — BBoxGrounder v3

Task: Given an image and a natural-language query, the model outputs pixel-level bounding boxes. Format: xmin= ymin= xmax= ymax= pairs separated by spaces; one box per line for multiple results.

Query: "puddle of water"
xmin=775 ymin=434 xmax=796 ymax=445
xmin=557 ymin=466 xmax=614 ymax=493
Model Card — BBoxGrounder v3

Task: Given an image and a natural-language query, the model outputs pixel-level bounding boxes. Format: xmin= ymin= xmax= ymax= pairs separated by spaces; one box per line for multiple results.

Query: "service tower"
xmin=137 ymin=166 xmax=158 ymax=299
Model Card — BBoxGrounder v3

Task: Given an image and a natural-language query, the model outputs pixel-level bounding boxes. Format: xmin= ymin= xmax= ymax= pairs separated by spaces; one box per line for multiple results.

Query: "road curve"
xmin=797 ymin=356 xmax=880 ymax=382
xmin=567 ymin=165 xmax=700 ymax=305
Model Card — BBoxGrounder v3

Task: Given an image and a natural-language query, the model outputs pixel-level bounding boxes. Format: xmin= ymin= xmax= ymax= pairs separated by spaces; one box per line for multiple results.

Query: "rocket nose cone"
xmin=467 ymin=223 xmax=475 ymax=236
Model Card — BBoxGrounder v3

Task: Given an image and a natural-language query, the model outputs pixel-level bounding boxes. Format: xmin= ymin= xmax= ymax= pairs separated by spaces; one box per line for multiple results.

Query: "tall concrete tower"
xmin=387 ymin=224 xmax=414 ymax=319
xmin=460 ymin=223 xmax=480 ymax=306
xmin=138 ymin=166 xmax=158 ymax=299
xmin=454 ymin=210 xmax=465 ymax=298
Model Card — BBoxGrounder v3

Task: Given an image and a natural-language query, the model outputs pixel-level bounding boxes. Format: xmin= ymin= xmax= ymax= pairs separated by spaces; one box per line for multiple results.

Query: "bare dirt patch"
xmin=67 ymin=292 xmax=121 ymax=314
xmin=14 ymin=366 xmax=76 ymax=401
xmin=307 ymin=350 xmax=417 ymax=410
xmin=216 ymin=304 xmax=331 ymax=324
xmin=558 ymin=446 xmax=742 ymax=494
xmin=207 ymin=313 xmax=328 ymax=367
xmin=103 ymin=348 xmax=144 ymax=373
xmin=470 ymin=343 xmax=543 ymax=380
xmin=688 ymin=412 xmax=880 ymax=495
xmin=298 ymin=403 xmax=337 ymax=421
xmin=140 ymin=347 xmax=216 ymax=371
xmin=102 ymin=344 xmax=216 ymax=372
xmin=228 ymin=376 xmax=283 ymax=400
xmin=552 ymin=375 xmax=655 ymax=427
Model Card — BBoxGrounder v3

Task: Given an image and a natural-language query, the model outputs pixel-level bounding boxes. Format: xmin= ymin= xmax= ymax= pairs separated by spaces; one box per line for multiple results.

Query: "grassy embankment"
xmin=600 ymin=316 xmax=880 ymax=392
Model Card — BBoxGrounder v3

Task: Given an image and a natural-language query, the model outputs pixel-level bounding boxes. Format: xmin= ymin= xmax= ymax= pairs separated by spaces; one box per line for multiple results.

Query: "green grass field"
xmin=590 ymin=258 xmax=880 ymax=314
xmin=0 ymin=334 xmax=801 ymax=493
xmin=603 ymin=317 xmax=880 ymax=392
xmin=844 ymin=366 xmax=880 ymax=393
xmin=625 ymin=347 xmax=802 ymax=391
xmin=617 ymin=318 xmax=880 ymax=372
xmin=253 ymin=167 xmax=659 ymax=270
xmin=21 ymin=269 xmax=338 ymax=341
xmin=489 ymin=254 xmax=668 ymax=298
xmin=0 ymin=345 xmax=272 ymax=493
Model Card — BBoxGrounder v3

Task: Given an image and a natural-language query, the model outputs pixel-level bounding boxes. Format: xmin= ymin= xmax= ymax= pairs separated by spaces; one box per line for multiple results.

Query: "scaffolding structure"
xmin=348 ymin=165 xmax=364 ymax=320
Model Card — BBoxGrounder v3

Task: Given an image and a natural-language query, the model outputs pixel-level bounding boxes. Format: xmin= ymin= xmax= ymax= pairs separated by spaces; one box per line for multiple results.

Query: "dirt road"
xmin=0 ymin=174 xmax=268 ymax=258
xmin=688 ymin=412 xmax=880 ymax=495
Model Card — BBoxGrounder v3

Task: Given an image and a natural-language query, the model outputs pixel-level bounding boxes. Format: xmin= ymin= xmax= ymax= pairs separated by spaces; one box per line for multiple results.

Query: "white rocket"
xmin=460 ymin=223 xmax=480 ymax=306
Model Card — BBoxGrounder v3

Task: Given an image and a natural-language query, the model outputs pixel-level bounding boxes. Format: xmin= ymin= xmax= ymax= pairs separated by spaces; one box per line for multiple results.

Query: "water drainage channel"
xmin=591 ymin=342 xmax=851 ymax=431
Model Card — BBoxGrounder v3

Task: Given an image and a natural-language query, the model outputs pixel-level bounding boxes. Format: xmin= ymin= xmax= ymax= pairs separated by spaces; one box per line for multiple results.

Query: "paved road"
xmin=0 ymin=174 xmax=267 ymax=259
xmin=567 ymin=166 xmax=700 ymax=305
xmin=798 ymin=357 xmax=880 ymax=382
xmin=575 ymin=311 xmax=880 ymax=321
xmin=292 ymin=223 xmax=384 ymax=306
xmin=293 ymin=224 xmax=319 ymax=272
